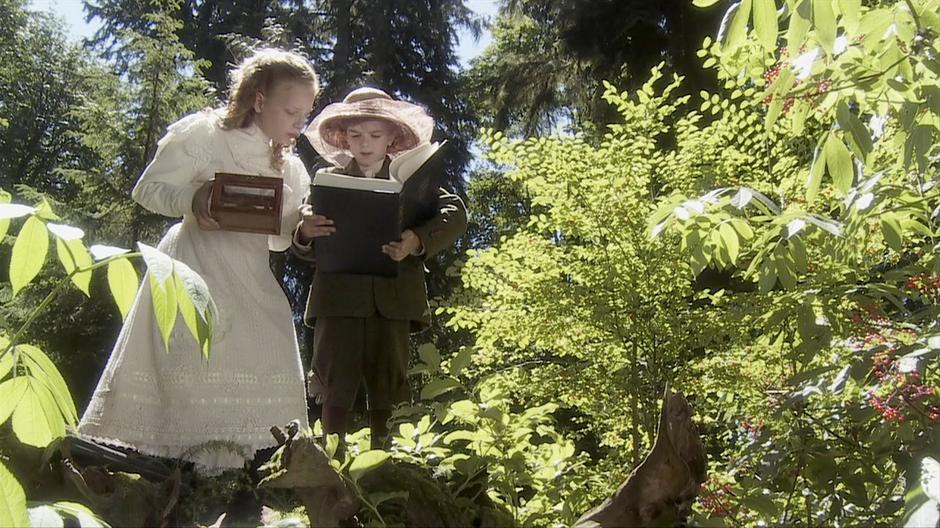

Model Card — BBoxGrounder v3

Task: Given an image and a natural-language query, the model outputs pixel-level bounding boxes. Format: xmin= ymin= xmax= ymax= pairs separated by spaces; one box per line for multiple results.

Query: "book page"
xmin=313 ymin=169 xmax=402 ymax=194
xmin=390 ymin=140 xmax=446 ymax=183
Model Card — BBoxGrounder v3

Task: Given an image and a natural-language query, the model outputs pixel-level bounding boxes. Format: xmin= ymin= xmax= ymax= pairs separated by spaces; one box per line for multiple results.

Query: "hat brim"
xmin=305 ymin=98 xmax=434 ymax=165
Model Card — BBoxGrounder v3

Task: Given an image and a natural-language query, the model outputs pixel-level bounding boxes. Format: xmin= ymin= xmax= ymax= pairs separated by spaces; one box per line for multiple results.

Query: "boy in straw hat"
xmin=293 ymin=87 xmax=467 ymax=450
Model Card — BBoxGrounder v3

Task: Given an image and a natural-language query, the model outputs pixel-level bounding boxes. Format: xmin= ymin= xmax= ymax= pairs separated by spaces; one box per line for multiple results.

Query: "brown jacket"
xmin=292 ymin=160 xmax=467 ymax=332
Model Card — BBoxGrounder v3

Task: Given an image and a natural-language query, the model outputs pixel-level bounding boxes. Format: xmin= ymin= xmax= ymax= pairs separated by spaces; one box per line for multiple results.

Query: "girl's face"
xmin=344 ymin=120 xmax=397 ymax=167
xmin=254 ymin=80 xmax=317 ymax=145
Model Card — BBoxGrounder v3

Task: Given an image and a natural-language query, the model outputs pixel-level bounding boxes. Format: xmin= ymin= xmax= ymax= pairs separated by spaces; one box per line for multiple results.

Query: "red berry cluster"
xmin=906 ymin=273 xmax=940 ymax=303
xmin=868 ymin=351 xmax=940 ymax=422
xmin=699 ymin=480 xmax=734 ymax=517
xmin=761 ymin=51 xmax=832 ymax=113
xmin=741 ymin=418 xmax=765 ymax=435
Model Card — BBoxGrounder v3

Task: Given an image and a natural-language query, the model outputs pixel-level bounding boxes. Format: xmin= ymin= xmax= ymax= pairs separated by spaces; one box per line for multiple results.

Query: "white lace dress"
xmin=78 ymin=109 xmax=309 ymax=473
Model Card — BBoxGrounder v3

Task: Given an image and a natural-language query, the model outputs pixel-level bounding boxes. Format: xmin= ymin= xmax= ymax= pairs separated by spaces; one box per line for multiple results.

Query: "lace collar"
xmin=222 ymin=119 xmax=277 ymax=175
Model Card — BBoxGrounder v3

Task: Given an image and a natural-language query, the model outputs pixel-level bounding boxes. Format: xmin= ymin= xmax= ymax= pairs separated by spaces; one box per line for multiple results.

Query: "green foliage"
xmin=0 ymin=461 xmax=28 ymax=528
xmin=635 ymin=0 xmax=940 ymax=524
xmin=466 ymin=0 xmax=724 ymax=136
xmin=0 ymin=193 xmax=216 ymax=524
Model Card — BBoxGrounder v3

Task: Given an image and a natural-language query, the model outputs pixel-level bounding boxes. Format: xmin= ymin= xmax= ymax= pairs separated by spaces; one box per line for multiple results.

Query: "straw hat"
xmin=304 ymin=87 xmax=434 ymax=165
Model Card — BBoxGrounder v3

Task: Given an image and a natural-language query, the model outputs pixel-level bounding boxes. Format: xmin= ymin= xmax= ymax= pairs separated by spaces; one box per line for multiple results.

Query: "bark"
xmin=574 ymin=387 xmax=707 ymax=527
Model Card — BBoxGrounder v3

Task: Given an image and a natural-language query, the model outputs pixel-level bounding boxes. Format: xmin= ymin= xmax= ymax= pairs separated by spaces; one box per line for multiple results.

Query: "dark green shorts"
xmin=312 ymin=315 xmax=411 ymax=411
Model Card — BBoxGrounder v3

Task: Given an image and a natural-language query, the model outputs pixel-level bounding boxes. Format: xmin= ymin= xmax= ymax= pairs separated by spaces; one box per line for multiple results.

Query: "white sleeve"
xmin=131 ymin=112 xmax=216 ymax=218
xmin=269 ymin=155 xmax=311 ymax=252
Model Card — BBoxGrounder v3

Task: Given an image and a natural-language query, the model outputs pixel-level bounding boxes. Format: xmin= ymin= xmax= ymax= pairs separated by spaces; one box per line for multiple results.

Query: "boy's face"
xmin=254 ymin=80 xmax=317 ymax=146
xmin=344 ymin=120 xmax=396 ymax=167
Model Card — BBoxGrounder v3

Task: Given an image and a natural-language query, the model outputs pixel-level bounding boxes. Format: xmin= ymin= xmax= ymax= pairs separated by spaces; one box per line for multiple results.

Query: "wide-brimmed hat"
xmin=304 ymin=87 xmax=434 ymax=165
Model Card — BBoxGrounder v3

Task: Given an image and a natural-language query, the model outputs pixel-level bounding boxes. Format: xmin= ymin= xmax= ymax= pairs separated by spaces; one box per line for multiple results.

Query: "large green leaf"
xmin=10 ymin=215 xmax=48 ymax=296
xmin=806 ymin=133 xmax=827 ymax=201
xmin=19 ymin=344 xmax=78 ymax=426
xmin=692 ymin=0 xmax=720 ymax=6
xmin=137 ymin=242 xmax=173 ymax=286
xmin=107 ymin=258 xmax=139 ymax=320
xmin=0 ymin=349 xmax=14 ymax=382
xmin=752 ymin=0 xmax=778 ymax=51
xmin=839 ymin=0 xmax=861 ymax=32
xmin=0 ymin=377 xmax=28 ymax=424
xmin=418 ymin=343 xmax=441 ymax=371
xmin=836 ymin=101 xmax=873 ymax=162
xmin=348 ymin=450 xmax=390 ymax=483
xmin=786 ymin=0 xmax=812 ymax=50
xmin=12 ymin=376 xmax=65 ymax=447
xmin=54 ymin=238 xmax=93 ymax=297
xmin=173 ymin=272 xmax=212 ymax=361
xmin=723 ymin=0 xmax=752 ymax=51
xmin=824 ymin=133 xmax=853 ymax=194
xmin=448 ymin=346 xmax=474 ymax=377
xmin=880 ymin=212 xmax=904 ymax=251
xmin=0 ymin=462 xmax=28 ymax=528
xmin=420 ymin=377 xmax=461 ymax=400
xmin=718 ymin=223 xmax=740 ymax=264
xmin=812 ymin=0 xmax=836 ymax=52
xmin=148 ymin=274 xmax=178 ymax=353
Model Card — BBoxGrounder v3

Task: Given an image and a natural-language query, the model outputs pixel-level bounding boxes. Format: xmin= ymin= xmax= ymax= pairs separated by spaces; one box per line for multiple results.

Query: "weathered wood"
xmin=574 ymin=387 xmax=707 ymax=527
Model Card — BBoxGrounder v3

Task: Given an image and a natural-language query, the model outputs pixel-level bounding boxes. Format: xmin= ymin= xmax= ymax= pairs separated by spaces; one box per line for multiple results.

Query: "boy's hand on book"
xmin=297 ymin=204 xmax=335 ymax=241
xmin=192 ymin=181 xmax=220 ymax=231
xmin=382 ymin=230 xmax=423 ymax=262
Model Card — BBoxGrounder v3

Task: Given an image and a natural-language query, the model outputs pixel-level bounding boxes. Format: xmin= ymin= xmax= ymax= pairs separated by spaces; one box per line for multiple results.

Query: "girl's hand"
xmin=192 ymin=181 xmax=220 ymax=231
xmin=297 ymin=204 xmax=335 ymax=242
xmin=382 ymin=229 xmax=423 ymax=262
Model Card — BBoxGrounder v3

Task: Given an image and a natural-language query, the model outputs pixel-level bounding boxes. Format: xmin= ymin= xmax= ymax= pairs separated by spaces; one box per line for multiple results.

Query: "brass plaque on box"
xmin=209 ymin=173 xmax=283 ymax=235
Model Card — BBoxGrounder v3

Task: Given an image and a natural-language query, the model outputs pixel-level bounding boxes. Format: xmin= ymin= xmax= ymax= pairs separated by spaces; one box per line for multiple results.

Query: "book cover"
xmin=309 ymin=141 xmax=444 ymax=277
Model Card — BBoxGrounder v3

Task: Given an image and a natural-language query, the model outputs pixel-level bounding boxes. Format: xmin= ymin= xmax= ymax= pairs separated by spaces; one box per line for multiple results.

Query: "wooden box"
xmin=209 ymin=173 xmax=283 ymax=235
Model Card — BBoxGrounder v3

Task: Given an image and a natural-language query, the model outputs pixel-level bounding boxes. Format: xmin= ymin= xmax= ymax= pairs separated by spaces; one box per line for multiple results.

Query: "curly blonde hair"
xmin=222 ymin=48 xmax=320 ymax=172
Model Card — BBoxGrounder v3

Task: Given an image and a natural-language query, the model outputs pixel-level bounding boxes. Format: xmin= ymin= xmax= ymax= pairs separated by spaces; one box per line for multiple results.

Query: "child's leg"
xmin=368 ymin=409 xmax=392 ymax=450
xmin=313 ymin=317 xmax=366 ymax=448
xmin=362 ymin=316 xmax=411 ymax=450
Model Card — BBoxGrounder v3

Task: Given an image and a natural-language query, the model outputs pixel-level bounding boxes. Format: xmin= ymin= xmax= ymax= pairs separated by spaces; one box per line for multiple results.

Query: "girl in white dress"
xmin=78 ymin=49 xmax=319 ymax=474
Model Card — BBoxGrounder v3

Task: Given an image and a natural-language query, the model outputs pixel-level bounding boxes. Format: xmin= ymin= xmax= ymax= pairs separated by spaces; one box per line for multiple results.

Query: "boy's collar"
xmin=345 ymin=157 xmax=391 ymax=179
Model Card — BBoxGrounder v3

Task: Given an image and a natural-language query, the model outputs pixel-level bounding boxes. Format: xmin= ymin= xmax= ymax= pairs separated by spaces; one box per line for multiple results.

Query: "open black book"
xmin=309 ymin=141 xmax=445 ymax=277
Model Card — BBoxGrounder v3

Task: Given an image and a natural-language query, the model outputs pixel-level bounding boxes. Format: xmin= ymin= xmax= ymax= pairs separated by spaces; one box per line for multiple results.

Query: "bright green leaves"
xmin=0 ymin=462 xmax=28 ymax=528
xmin=752 ymin=0 xmax=779 ymax=52
xmin=806 ymin=131 xmax=856 ymax=199
xmin=173 ymin=261 xmax=213 ymax=361
xmin=50 ymin=224 xmax=93 ymax=296
xmin=823 ymin=132 xmax=854 ymax=195
xmin=692 ymin=0 xmax=721 ymax=6
xmin=19 ymin=344 xmax=78 ymax=426
xmin=139 ymin=242 xmax=214 ymax=358
xmin=836 ymin=102 xmax=873 ymax=163
xmin=786 ymin=0 xmax=812 ymax=51
xmin=0 ymin=344 xmax=78 ymax=448
xmin=107 ymin=257 xmax=138 ymax=320
xmin=12 ymin=373 xmax=64 ymax=447
xmin=880 ymin=211 xmax=904 ymax=251
xmin=148 ymin=273 xmax=178 ymax=354
xmin=812 ymin=0 xmax=837 ymax=53
xmin=10 ymin=215 xmax=48 ymax=296
xmin=718 ymin=222 xmax=741 ymax=264
xmin=348 ymin=450 xmax=390 ymax=483
xmin=723 ymin=0 xmax=752 ymax=51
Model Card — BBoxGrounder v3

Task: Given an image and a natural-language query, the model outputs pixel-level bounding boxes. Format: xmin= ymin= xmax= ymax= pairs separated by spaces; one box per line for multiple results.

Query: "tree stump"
xmin=574 ymin=387 xmax=707 ymax=527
